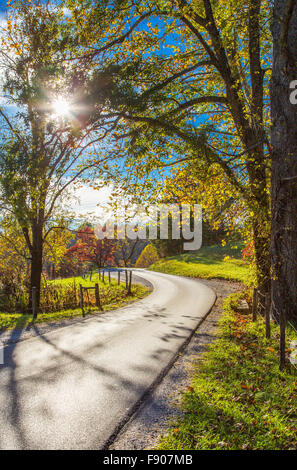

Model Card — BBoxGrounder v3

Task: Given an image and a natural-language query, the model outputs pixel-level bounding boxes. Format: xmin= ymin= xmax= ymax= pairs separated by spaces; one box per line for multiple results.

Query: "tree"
xmin=135 ymin=244 xmax=159 ymax=268
xmin=69 ymin=0 xmax=272 ymax=296
xmin=270 ymin=0 xmax=297 ymax=368
xmin=66 ymin=226 xmax=115 ymax=271
xmin=113 ymin=238 xmax=148 ymax=267
xmin=159 ymin=164 xmax=240 ymax=249
xmin=43 ymin=218 xmax=74 ymax=280
xmin=151 ymin=209 xmax=184 ymax=257
xmin=0 ymin=216 xmax=29 ymax=296
xmin=0 ymin=1 xmax=117 ymax=308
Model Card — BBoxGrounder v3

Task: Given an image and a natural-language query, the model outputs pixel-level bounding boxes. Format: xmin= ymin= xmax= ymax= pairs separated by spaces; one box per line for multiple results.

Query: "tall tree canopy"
xmin=68 ymin=0 xmax=272 ymax=295
xmin=0 ymin=0 xmax=119 ymax=307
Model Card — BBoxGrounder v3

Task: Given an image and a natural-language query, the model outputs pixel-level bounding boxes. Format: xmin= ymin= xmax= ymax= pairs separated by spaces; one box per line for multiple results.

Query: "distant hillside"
xmin=149 ymin=242 xmax=250 ymax=284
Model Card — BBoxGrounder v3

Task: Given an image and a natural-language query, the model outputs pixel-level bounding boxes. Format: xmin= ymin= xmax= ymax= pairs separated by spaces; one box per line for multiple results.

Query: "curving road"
xmin=0 ymin=270 xmax=216 ymax=450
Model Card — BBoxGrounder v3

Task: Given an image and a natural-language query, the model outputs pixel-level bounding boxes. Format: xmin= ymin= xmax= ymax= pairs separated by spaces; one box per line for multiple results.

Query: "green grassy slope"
xmin=149 ymin=243 xmax=250 ymax=284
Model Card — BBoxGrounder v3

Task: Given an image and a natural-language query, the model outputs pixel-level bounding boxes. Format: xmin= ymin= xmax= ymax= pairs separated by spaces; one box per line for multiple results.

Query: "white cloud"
xmin=61 ymin=182 xmax=115 ymax=223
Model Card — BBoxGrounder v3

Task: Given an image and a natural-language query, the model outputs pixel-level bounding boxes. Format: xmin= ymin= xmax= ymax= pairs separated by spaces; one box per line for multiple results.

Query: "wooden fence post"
xmin=32 ymin=286 xmax=38 ymax=320
xmin=265 ymin=292 xmax=271 ymax=339
xmin=125 ymin=269 xmax=128 ymax=289
xmin=252 ymin=288 xmax=258 ymax=321
xmin=128 ymin=270 xmax=132 ymax=295
xmin=108 ymin=270 xmax=111 ymax=284
xmin=118 ymin=270 xmax=120 ymax=285
xmin=79 ymin=284 xmax=85 ymax=317
xmin=95 ymin=283 xmax=103 ymax=311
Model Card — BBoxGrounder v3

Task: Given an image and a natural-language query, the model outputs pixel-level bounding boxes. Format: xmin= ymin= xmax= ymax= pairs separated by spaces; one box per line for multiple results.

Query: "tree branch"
xmin=139 ymin=60 xmax=212 ymax=99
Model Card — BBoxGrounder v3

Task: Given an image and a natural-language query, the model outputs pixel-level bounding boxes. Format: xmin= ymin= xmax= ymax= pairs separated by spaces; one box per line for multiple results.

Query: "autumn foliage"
xmin=135 ymin=244 xmax=159 ymax=268
xmin=66 ymin=226 xmax=115 ymax=271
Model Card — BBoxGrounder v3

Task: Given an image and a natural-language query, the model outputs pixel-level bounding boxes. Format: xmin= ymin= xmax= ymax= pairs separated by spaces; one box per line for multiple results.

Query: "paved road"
xmin=0 ymin=270 xmax=216 ymax=450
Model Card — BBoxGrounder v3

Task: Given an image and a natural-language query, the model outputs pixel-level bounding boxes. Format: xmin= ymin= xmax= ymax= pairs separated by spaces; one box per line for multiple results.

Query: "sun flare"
xmin=52 ymin=96 xmax=71 ymax=118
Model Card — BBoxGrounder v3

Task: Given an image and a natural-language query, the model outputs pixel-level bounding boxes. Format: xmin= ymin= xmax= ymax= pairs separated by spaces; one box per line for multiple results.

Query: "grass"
xmin=157 ymin=292 xmax=297 ymax=450
xmin=149 ymin=242 xmax=250 ymax=284
xmin=0 ymin=273 xmax=149 ymax=331
xmin=49 ymin=273 xmax=114 ymax=288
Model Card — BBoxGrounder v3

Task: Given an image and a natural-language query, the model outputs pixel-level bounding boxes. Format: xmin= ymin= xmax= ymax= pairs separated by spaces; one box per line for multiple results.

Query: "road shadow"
xmin=0 ymin=321 xmax=30 ymax=449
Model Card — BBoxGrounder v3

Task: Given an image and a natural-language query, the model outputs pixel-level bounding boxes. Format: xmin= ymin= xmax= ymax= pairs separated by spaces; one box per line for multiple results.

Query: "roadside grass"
xmin=0 ymin=274 xmax=149 ymax=331
xmin=157 ymin=292 xmax=297 ymax=450
xmin=49 ymin=273 xmax=117 ymax=288
xmin=149 ymin=242 xmax=250 ymax=284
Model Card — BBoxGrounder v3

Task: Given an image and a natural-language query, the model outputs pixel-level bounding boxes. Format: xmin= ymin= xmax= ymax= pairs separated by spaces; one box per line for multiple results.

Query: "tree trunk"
xmin=270 ymin=0 xmax=297 ymax=329
xmin=29 ymin=221 xmax=43 ymax=311
xmin=245 ymin=149 xmax=271 ymax=300
xmin=271 ymin=0 xmax=297 ymax=369
xmin=252 ymin=206 xmax=271 ymax=297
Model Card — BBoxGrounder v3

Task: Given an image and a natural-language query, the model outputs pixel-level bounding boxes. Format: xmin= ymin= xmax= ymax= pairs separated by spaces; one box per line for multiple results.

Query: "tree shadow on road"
xmin=0 ymin=322 xmax=30 ymax=449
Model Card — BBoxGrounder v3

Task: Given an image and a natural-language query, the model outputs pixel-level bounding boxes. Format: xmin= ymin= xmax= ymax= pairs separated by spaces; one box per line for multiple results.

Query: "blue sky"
xmin=0 ymin=1 xmax=6 ymax=14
